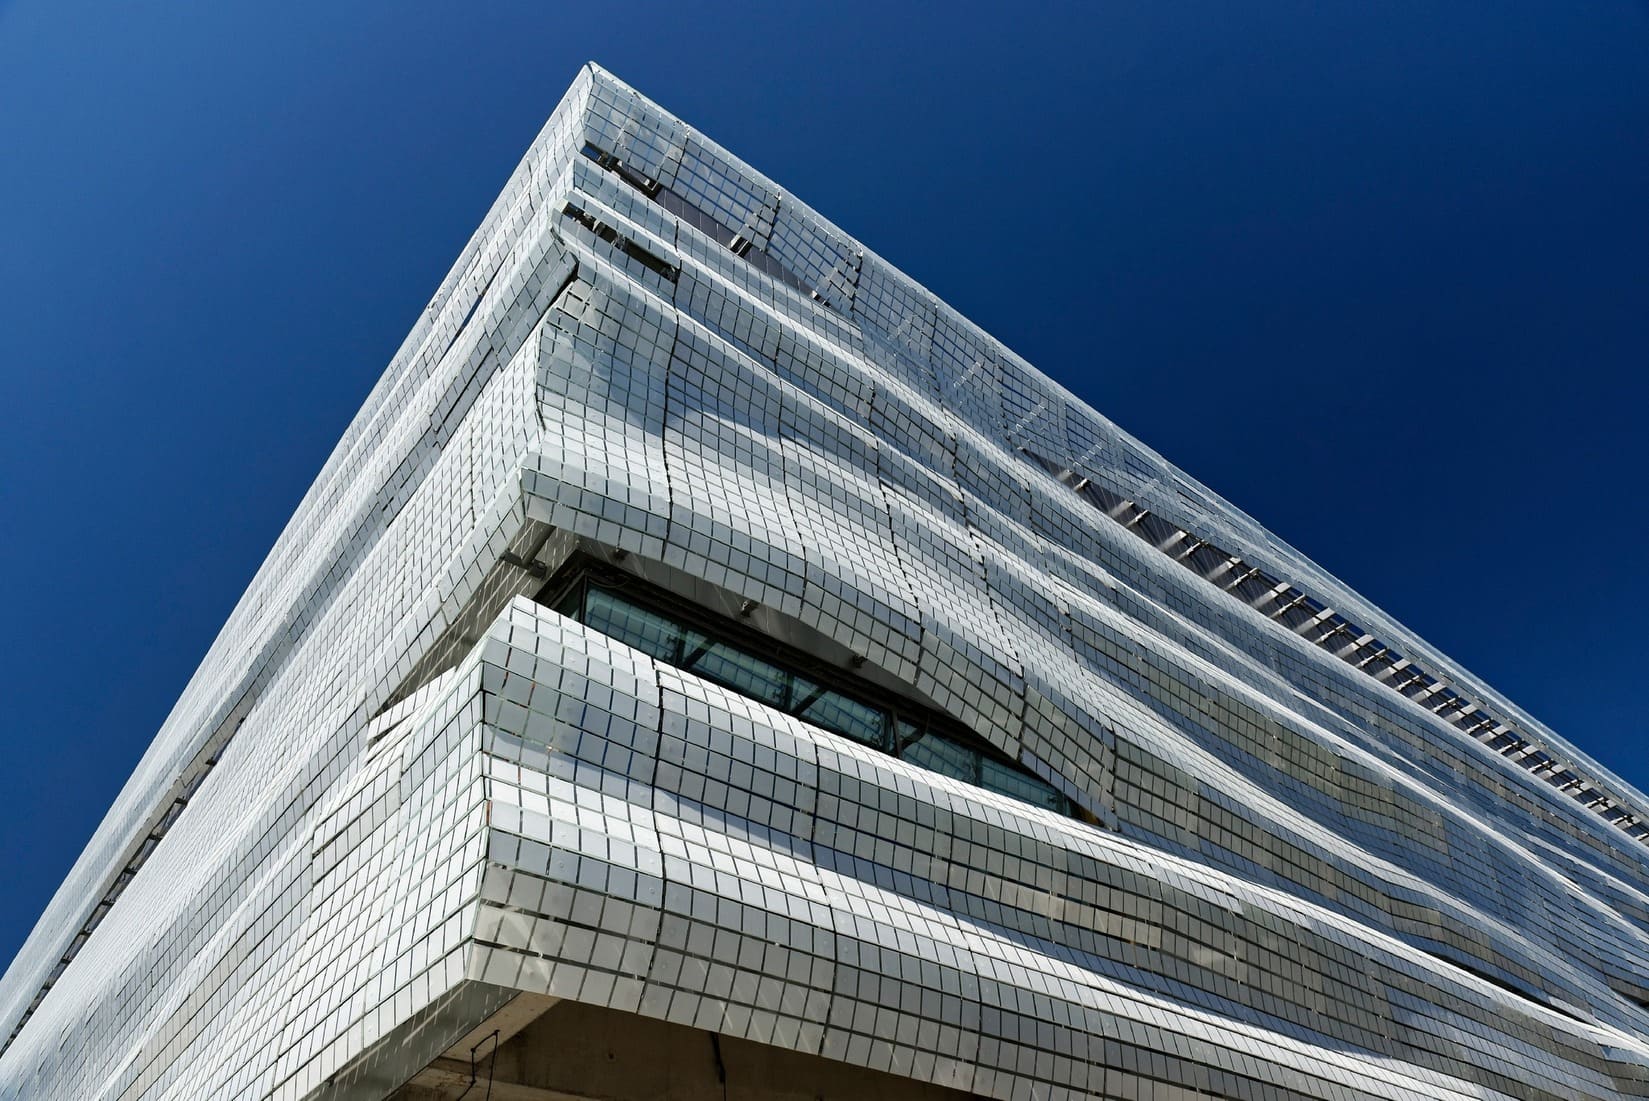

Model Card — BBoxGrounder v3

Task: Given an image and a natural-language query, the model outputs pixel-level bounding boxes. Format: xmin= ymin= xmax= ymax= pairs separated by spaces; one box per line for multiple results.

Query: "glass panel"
xmin=787 ymin=674 xmax=820 ymax=713
xmin=893 ymin=718 xmax=925 ymax=754
xmin=794 ymin=682 xmax=887 ymax=748
xmin=900 ymin=731 xmax=977 ymax=784
xmin=583 ymin=588 xmax=682 ymax=662
xmin=682 ymin=630 xmax=788 ymax=707
xmin=552 ymin=582 xmax=585 ymax=618
xmin=570 ymin=578 xmax=1074 ymax=819
xmin=980 ymin=755 xmax=1066 ymax=812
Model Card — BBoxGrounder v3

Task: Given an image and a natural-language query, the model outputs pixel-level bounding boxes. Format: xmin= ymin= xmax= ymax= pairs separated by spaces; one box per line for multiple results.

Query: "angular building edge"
xmin=2 ymin=61 xmax=1647 ymax=1101
xmin=0 ymin=67 xmax=605 ymax=1042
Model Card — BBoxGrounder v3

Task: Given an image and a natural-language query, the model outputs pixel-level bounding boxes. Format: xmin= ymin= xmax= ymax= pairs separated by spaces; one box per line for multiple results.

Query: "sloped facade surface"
xmin=3 ymin=65 xmax=1648 ymax=1101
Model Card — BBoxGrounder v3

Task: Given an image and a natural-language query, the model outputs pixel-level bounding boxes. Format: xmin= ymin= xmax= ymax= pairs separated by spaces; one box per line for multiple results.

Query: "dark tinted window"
xmin=565 ymin=581 xmax=1069 ymax=815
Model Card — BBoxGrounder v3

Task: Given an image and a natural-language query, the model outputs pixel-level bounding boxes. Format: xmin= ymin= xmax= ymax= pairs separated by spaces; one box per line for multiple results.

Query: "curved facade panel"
xmin=2 ymin=64 xmax=1647 ymax=1101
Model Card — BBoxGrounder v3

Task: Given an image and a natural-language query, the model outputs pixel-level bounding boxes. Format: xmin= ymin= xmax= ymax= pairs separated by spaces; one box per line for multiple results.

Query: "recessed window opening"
xmin=560 ymin=203 xmax=679 ymax=283
xmin=578 ymin=142 xmax=824 ymax=305
xmin=1424 ymin=949 xmax=1580 ymax=1023
xmin=543 ymin=565 xmax=1071 ymax=816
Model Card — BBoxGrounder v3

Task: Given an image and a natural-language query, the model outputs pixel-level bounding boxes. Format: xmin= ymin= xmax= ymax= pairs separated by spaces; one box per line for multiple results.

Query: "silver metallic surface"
xmin=3 ymin=64 xmax=1647 ymax=1100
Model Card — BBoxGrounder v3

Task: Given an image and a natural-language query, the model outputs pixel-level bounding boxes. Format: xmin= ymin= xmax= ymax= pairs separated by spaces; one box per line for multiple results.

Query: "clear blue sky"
xmin=2 ymin=1 xmax=1646 ymax=967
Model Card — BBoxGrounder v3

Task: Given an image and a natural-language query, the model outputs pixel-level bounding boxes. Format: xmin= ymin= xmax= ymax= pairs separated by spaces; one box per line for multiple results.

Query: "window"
xmin=682 ymin=631 xmax=788 ymax=708
xmin=791 ymin=676 xmax=887 ymax=749
xmin=584 ymin=588 xmax=682 ymax=661
xmin=901 ymin=727 xmax=977 ymax=783
xmin=547 ymin=570 xmax=1071 ymax=815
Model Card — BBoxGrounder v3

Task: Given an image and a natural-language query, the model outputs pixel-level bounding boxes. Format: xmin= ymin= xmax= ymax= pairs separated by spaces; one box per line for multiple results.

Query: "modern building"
xmin=3 ymin=64 xmax=1648 ymax=1101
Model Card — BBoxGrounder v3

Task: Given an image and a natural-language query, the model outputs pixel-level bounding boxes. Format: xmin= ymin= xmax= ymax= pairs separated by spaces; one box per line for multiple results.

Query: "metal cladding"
xmin=3 ymin=64 xmax=1648 ymax=1101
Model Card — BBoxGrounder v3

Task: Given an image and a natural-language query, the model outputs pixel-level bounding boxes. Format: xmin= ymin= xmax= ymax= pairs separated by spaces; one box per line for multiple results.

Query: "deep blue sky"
xmin=2 ymin=2 xmax=1646 ymax=966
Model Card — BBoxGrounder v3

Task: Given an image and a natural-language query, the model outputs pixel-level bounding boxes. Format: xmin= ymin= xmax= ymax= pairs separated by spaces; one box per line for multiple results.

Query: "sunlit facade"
xmin=4 ymin=65 xmax=1648 ymax=1101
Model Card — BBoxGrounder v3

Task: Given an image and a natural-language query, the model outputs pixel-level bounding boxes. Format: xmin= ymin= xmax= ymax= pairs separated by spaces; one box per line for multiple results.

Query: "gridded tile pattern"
xmin=4 ymin=62 xmax=1649 ymax=1101
xmin=471 ymin=601 xmax=1647 ymax=1101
